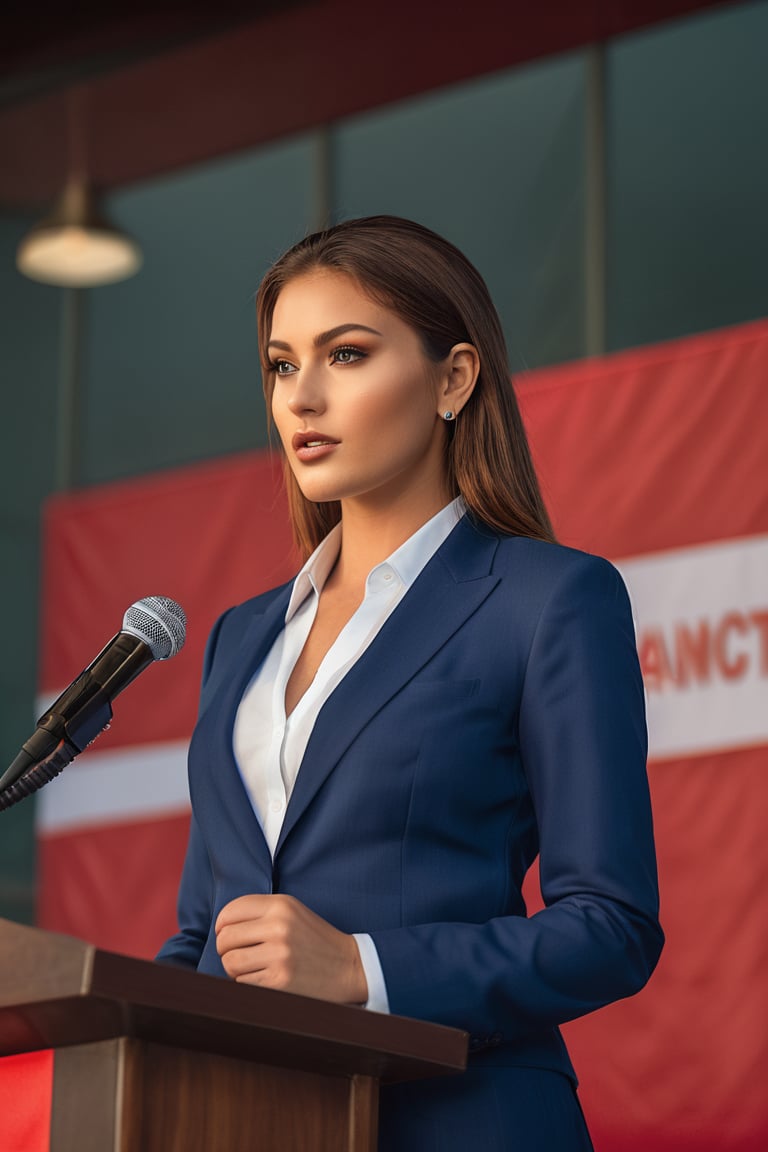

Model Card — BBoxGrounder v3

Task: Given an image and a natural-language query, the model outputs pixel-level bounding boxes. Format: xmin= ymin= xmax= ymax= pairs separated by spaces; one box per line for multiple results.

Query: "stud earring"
xmin=442 ymin=410 xmax=455 ymax=422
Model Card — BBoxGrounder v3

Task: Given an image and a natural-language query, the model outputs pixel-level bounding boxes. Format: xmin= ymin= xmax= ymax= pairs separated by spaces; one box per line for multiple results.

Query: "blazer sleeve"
xmin=154 ymin=808 xmax=214 ymax=968
xmin=369 ymin=554 xmax=664 ymax=1041
xmin=155 ymin=608 xmax=233 ymax=968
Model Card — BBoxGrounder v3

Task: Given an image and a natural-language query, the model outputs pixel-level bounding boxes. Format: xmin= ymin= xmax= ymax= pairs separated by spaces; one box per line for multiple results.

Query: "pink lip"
xmin=292 ymin=430 xmax=340 ymax=462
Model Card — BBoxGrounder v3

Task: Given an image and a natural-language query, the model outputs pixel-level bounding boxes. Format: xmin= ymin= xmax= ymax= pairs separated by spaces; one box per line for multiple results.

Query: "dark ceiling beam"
xmin=1 ymin=2 xmax=291 ymax=107
xmin=0 ymin=0 xmax=739 ymax=209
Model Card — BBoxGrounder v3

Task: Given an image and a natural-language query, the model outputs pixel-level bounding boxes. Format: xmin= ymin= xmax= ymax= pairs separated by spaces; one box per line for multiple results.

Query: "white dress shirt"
xmin=232 ymin=496 xmax=465 ymax=1012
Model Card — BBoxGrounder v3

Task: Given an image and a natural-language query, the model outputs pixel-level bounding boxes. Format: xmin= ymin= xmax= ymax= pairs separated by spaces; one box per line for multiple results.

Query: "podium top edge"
xmin=0 ymin=919 xmax=467 ymax=1080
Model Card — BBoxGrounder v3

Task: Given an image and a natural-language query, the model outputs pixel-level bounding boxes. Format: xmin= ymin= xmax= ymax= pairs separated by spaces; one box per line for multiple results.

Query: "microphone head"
xmin=122 ymin=596 xmax=187 ymax=660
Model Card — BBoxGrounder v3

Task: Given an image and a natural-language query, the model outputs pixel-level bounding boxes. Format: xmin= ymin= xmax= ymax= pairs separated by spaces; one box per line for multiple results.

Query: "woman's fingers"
xmin=214 ymin=893 xmax=368 ymax=1003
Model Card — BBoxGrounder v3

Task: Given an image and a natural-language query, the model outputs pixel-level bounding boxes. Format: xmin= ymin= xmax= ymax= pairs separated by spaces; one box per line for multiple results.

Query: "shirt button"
xmin=270 ymin=799 xmax=284 ymax=813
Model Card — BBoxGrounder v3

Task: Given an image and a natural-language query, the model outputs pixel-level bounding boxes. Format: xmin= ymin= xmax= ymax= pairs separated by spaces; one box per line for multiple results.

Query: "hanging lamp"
xmin=16 ymin=88 xmax=142 ymax=288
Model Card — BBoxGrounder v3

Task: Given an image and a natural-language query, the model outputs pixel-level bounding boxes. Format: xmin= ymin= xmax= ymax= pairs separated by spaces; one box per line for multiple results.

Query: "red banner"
xmin=0 ymin=1051 xmax=53 ymax=1152
xmin=32 ymin=320 xmax=768 ymax=1149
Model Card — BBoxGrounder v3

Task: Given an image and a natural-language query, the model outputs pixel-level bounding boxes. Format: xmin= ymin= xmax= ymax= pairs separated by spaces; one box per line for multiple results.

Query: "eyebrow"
xmin=267 ymin=323 xmax=383 ymax=351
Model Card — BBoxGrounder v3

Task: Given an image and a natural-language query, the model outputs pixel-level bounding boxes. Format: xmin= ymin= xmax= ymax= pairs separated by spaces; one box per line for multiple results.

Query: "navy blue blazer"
xmin=157 ymin=515 xmax=663 ymax=1149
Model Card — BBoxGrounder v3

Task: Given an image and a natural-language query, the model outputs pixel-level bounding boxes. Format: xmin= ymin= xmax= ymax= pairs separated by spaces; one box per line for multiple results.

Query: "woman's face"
xmin=268 ymin=270 xmax=452 ymax=512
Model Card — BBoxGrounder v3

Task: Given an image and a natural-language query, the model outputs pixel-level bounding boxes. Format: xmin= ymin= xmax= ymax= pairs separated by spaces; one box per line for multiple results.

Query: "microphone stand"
xmin=0 ymin=697 xmax=112 ymax=810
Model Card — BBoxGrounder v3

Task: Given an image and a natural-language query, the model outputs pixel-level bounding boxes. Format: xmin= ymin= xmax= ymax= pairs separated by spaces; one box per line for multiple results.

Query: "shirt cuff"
xmin=353 ymin=933 xmax=391 ymax=1014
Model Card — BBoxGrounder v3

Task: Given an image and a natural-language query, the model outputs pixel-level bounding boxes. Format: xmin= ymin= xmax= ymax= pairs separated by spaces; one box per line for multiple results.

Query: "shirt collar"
xmin=383 ymin=495 xmax=465 ymax=588
xmin=286 ymin=521 xmax=343 ymax=622
xmin=285 ymin=497 xmax=465 ymax=622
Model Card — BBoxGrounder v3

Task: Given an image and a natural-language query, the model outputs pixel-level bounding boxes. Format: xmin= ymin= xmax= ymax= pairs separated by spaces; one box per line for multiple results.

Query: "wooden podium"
xmin=0 ymin=919 xmax=467 ymax=1151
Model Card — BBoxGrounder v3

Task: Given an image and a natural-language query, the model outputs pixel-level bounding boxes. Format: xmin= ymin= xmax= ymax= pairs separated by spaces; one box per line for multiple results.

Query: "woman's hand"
xmin=214 ymin=894 xmax=368 ymax=1005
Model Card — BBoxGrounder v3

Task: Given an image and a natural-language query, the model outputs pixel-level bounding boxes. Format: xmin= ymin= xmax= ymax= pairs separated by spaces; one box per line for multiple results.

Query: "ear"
xmin=437 ymin=343 xmax=480 ymax=418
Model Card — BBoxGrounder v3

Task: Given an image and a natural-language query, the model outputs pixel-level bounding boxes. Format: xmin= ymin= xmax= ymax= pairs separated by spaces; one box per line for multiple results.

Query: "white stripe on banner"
xmin=617 ymin=534 xmax=768 ymax=760
xmin=35 ymin=740 xmax=190 ymax=834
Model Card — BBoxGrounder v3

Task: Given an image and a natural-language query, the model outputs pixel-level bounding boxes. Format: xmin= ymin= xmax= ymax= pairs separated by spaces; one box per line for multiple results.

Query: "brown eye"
xmin=331 ymin=346 xmax=365 ymax=365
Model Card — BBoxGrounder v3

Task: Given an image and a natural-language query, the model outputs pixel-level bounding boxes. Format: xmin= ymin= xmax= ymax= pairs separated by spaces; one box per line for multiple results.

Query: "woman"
xmin=158 ymin=216 xmax=663 ymax=1150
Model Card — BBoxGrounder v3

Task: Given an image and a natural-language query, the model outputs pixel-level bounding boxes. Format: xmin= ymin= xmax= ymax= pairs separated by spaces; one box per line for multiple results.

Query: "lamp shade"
xmin=16 ymin=179 xmax=142 ymax=287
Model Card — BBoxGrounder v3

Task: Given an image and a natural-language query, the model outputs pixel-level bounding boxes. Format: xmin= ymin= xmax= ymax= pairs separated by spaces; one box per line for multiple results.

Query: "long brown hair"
xmin=256 ymin=216 xmax=554 ymax=558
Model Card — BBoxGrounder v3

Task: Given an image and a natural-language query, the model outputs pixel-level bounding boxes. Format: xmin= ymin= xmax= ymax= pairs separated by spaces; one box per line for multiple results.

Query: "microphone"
xmin=0 ymin=596 xmax=186 ymax=797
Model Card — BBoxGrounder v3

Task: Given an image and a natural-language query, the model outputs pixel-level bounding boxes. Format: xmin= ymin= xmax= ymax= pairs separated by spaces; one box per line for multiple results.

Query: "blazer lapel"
xmin=202 ymin=584 xmax=293 ymax=872
xmin=275 ymin=517 xmax=500 ymax=855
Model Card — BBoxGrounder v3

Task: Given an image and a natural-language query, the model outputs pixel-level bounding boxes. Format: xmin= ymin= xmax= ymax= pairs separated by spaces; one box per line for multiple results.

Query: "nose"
xmin=285 ymin=366 xmax=326 ymax=416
